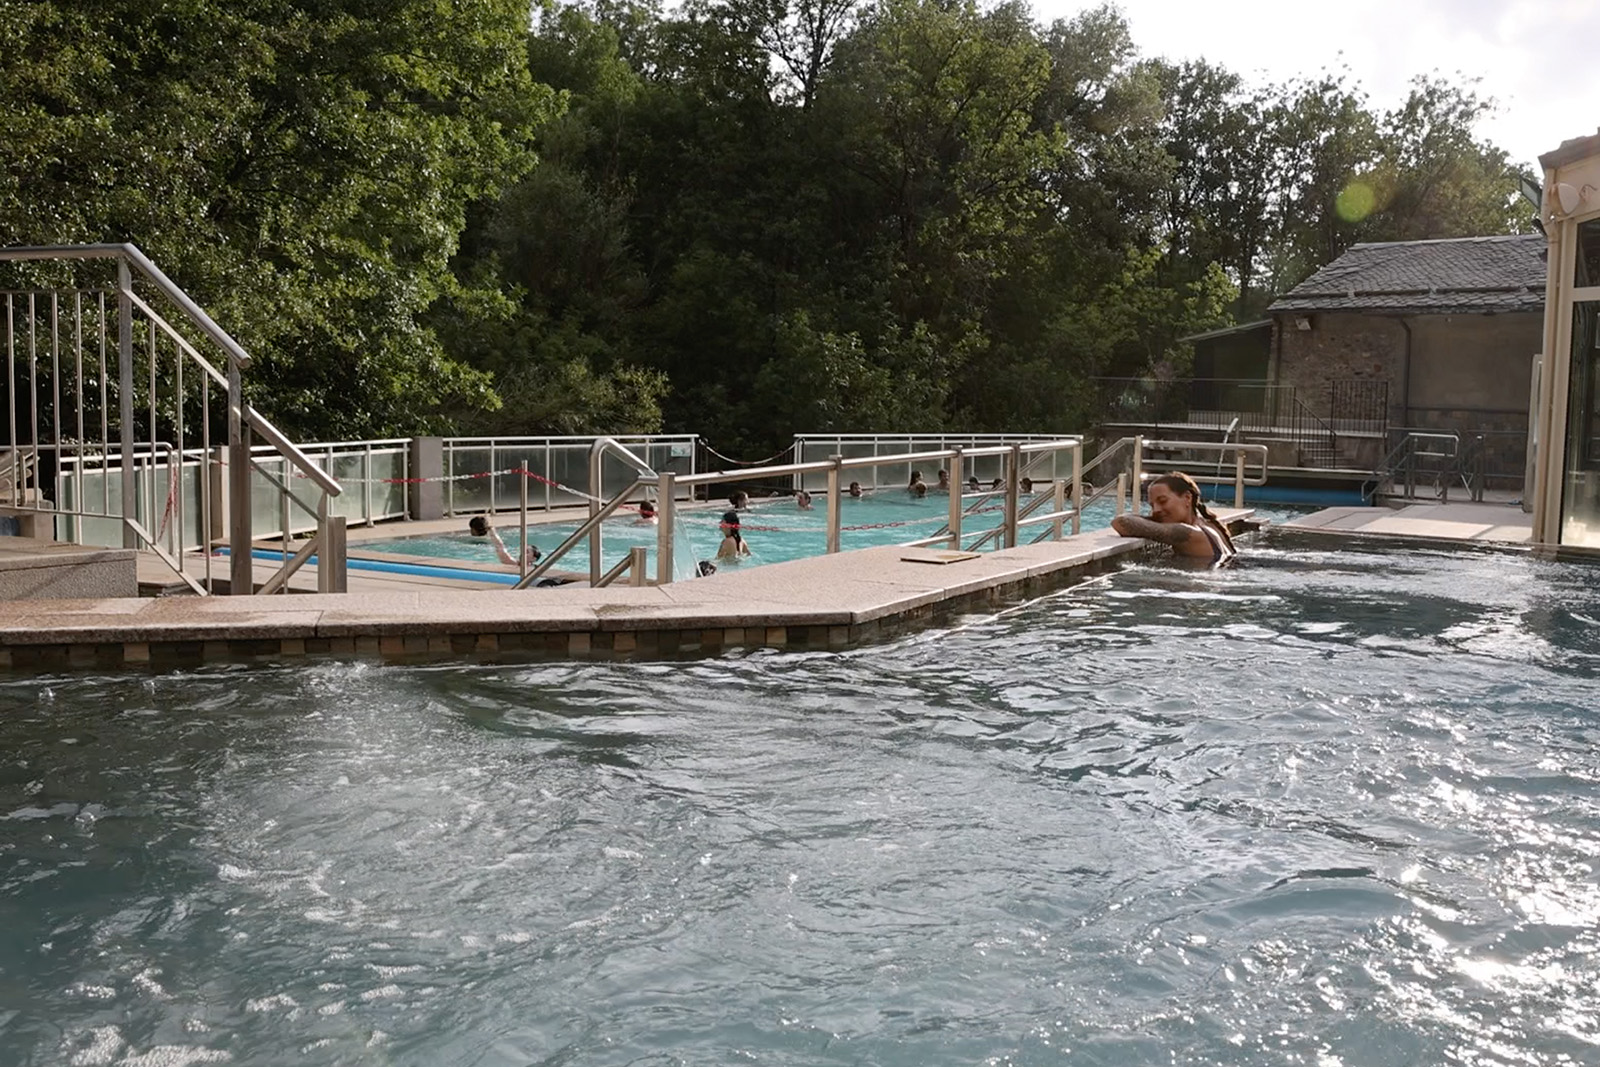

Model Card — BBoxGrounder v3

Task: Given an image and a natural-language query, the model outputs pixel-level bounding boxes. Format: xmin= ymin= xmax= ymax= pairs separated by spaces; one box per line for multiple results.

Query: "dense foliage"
xmin=0 ymin=0 xmax=1527 ymax=446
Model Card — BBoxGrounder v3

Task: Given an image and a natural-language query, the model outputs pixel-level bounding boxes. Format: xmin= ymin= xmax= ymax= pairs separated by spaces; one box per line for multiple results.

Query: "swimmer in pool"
xmin=796 ymin=490 xmax=813 ymax=510
xmin=1110 ymin=471 xmax=1237 ymax=564
xmin=469 ymin=515 xmax=541 ymax=567
xmin=936 ymin=469 xmax=951 ymax=492
xmin=967 ymin=475 xmax=980 ymax=492
xmin=716 ymin=510 xmax=751 ymax=560
xmin=1020 ymin=476 xmax=1033 ymax=494
xmin=633 ymin=499 xmax=658 ymax=525
xmin=848 ymin=481 xmax=864 ymax=498
xmin=729 ymin=490 xmax=750 ymax=511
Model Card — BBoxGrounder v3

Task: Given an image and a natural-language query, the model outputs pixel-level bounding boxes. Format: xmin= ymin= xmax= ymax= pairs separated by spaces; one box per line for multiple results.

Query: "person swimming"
xmin=716 ymin=510 xmax=751 ymax=560
xmin=1020 ymin=476 xmax=1033 ymax=494
xmin=795 ymin=490 xmax=813 ymax=510
xmin=936 ymin=469 xmax=950 ymax=492
xmin=634 ymin=499 xmax=658 ymax=524
xmin=469 ymin=515 xmax=541 ymax=568
xmin=1109 ymin=471 xmax=1237 ymax=564
xmin=848 ymin=481 xmax=864 ymax=498
xmin=966 ymin=475 xmax=980 ymax=492
xmin=729 ymin=490 xmax=750 ymax=511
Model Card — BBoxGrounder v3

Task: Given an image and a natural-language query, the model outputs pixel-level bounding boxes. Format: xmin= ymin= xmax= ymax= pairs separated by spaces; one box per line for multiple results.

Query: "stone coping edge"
xmin=0 ymin=518 xmax=1252 ymax=671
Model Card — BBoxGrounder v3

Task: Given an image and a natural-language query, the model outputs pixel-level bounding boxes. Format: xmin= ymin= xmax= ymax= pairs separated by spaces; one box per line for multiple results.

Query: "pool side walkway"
xmin=0 ymin=510 xmax=1251 ymax=670
xmin=1286 ymin=501 xmax=1532 ymax=545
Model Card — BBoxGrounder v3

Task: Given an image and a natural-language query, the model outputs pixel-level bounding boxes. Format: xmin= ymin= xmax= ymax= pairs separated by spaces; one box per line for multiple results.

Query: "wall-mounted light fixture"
xmin=1553 ymin=182 xmax=1596 ymax=218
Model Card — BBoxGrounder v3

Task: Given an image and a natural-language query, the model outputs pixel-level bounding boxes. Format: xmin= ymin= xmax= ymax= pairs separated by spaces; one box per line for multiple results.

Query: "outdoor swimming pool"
xmin=4 ymin=531 xmax=1598 ymax=1066
xmin=357 ymin=493 xmax=1312 ymax=578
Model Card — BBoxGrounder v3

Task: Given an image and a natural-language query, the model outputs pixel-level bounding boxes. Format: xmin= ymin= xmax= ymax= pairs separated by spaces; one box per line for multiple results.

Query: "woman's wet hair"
xmin=468 ymin=516 xmax=489 ymax=537
xmin=1149 ymin=471 xmax=1236 ymax=555
xmin=639 ymin=499 xmax=656 ymax=515
xmin=721 ymin=510 xmax=742 ymax=542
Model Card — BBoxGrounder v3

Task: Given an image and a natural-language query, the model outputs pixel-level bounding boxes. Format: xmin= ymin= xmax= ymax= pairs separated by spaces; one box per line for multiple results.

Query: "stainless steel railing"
xmin=0 ymin=244 xmax=345 ymax=594
xmin=515 ymin=438 xmax=1087 ymax=587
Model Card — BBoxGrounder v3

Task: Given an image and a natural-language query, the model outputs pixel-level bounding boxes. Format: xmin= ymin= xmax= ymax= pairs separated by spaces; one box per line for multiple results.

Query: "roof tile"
xmin=1268 ymin=234 xmax=1546 ymax=314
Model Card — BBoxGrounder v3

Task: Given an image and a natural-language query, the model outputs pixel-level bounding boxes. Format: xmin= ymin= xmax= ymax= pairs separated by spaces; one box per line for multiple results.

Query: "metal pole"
xmin=1053 ymin=476 xmax=1065 ymax=540
xmin=656 ymin=470 xmax=675 ymax=584
xmin=1003 ymin=444 xmax=1021 ymax=548
xmin=1130 ymin=435 xmax=1144 ymax=516
xmin=117 ymin=261 xmax=136 ymax=549
xmin=588 ymin=440 xmax=603 ymax=583
xmin=228 ymin=364 xmax=251 ymax=594
xmin=826 ymin=455 xmax=842 ymax=554
xmin=519 ymin=461 xmax=530 ymax=584
xmin=1115 ymin=473 xmax=1127 ymax=518
xmin=947 ymin=448 xmax=963 ymax=549
xmin=364 ymin=442 xmax=373 ymax=526
xmin=1071 ymin=443 xmax=1082 ymax=535
xmin=628 ymin=546 xmax=648 ymax=587
xmin=1234 ymin=452 xmax=1246 ymax=509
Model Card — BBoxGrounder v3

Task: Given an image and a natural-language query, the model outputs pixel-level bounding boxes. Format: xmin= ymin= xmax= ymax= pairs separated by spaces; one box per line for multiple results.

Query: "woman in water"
xmin=717 ymin=510 xmax=751 ymax=560
xmin=1110 ymin=472 xmax=1236 ymax=564
xmin=468 ymin=515 xmax=541 ymax=567
xmin=795 ymin=490 xmax=813 ymax=510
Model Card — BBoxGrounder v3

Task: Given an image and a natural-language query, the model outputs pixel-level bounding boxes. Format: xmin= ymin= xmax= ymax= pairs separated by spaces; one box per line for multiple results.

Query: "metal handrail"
xmin=1372 ymin=431 xmax=1460 ymax=501
xmin=513 ymin=475 xmax=645 ymax=589
xmin=0 ymin=244 xmax=253 ymax=369
xmin=0 ymin=243 xmax=348 ymax=594
xmin=512 ymin=438 xmax=1085 ymax=586
xmin=1140 ymin=440 xmax=1269 ymax=485
xmin=245 ymin=406 xmax=341 ymax=496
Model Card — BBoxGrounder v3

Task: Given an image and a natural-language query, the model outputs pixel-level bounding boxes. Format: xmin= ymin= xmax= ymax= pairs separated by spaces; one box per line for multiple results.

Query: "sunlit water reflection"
xmin=3 ymin=531 xmax=1598 ymax=1066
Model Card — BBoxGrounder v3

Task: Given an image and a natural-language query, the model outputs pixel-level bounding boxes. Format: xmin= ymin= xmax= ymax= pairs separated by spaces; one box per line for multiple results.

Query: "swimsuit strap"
xmin=1198 ymin=521 xmax=1229 ymax=564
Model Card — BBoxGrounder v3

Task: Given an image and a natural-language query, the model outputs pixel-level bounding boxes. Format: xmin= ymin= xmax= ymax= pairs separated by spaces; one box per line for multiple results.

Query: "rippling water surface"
xmin=4 ymin=533 xmax=1600 ymax=1066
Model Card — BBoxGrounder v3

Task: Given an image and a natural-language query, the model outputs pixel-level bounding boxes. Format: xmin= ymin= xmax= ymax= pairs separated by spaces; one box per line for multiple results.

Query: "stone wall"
xmin=1272 ymin=312 xmax=1408 ymax=423
xmin=1273 ymin=309 xmax=1541 ymax=486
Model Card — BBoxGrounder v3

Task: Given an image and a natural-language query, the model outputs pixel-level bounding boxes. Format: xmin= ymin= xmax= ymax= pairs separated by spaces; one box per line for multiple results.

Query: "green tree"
xmin=0 ymin=0 xmax=557 ymax=437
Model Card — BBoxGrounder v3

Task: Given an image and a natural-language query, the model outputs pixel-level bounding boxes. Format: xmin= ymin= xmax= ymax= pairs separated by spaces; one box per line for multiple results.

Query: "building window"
xmin=1560 ymin=299 xmax=1600 ymax=546
xmin=1577 ymin=217 xmax=1600 ymax=288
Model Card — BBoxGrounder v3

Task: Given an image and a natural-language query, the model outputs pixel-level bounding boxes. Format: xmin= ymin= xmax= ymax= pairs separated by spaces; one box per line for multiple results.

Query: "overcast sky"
xmin=1032 ymin=0 xmax=1599 ymax=174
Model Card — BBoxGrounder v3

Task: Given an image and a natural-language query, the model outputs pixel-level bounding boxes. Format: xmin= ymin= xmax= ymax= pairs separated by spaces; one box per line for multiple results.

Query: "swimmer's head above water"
xmin=468 ymin=516 xmax=490 ymax=537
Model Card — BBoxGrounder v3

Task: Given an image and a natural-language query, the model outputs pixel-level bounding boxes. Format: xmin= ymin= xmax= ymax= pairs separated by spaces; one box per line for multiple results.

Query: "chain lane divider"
xmin=289 ymin=464 xmax=1025 ymax=534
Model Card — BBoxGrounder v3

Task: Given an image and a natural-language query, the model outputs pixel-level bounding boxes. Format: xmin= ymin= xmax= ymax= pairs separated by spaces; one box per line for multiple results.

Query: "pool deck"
xmin=1286 ymin=501 xmax=1532 ymax=546
xmin=0 ymin=509 xmax=1253 ymax=670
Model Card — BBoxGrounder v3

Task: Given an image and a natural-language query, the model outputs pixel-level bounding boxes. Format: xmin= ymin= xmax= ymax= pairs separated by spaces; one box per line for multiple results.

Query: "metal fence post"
xmin=587 ymin=440 xmax=604 ymax=583
xmin=947 ymin=448 xmax=963 ymax=549
xmin=657 ymin=471 xmax=675 ymax=584
xmin=1003 ymin=444 xmax=1021 ymax=548
xmin=519 ymin=463 xmax=530 ymax=584
xmin=1053 ymin=476 xmax=1065 ymax=540
xmin=1115 ymin=473 xmax=1127 ymax=518
xmin=1235 ymin=452 xmax=1246 ymax=509
xmin=826 ymin=455 xmax=842 ymax=554
xmin=1130 ymin=435 xmax=1144 ymax=515
xmin=227 ymin=364 xmax=252 ymax=594
xmin=1070 ymin=443 xmax=1083 ymax=535
xmin=116 ymin=258 xmax=137 ymax=551
xmin=629 ymin=546 xmax=648 ymax=587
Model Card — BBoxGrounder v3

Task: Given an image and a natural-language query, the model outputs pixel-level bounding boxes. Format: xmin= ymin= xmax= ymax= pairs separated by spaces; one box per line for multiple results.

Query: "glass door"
xmin=1560 ymin=297 xmax=1600 ymax=546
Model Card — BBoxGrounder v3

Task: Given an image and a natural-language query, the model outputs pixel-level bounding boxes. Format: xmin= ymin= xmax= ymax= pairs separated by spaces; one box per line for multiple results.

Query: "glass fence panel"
xmin=372 ymin=450 xmax=407 ymax=519
xmin=547 ymin=447 xmax=589 ymax=508
xmin=328 ymin=453 xmax=372 ymax=525
xmin=446 ymin=447 xmax=493 ymax=514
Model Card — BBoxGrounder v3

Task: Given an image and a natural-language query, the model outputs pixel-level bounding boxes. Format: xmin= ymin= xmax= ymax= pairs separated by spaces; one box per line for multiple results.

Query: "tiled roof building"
xmin=1268 ymin=234 xmax=1545 ymax=316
